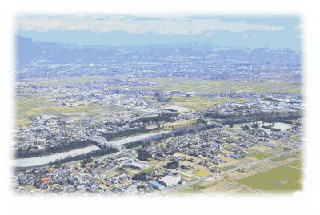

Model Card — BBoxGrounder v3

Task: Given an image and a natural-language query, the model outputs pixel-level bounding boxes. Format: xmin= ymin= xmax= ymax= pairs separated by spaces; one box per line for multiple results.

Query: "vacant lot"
xmin=173 ymin=180 xmax=236 ymax=195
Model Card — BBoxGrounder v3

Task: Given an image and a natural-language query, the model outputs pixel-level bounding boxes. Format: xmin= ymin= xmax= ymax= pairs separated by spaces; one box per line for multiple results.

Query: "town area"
xmin=12 ymin=39 xmax=303 ymax=196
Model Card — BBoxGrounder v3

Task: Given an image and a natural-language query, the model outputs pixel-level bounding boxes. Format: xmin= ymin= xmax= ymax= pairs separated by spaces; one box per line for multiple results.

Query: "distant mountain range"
xmin=15 ymin=35 xmax=302 ymax=66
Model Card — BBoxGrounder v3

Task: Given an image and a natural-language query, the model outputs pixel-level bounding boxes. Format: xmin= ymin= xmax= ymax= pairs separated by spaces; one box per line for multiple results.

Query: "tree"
xmin=132 ymin=172 xmax=148 ymax=181
xmin=164 ymin=160 xmax=179 ymax=169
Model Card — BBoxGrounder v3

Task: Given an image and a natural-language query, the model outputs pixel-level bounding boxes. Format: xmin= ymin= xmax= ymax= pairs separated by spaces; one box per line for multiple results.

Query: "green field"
xmin=190 ymin=183 xmax=207 ymax=191
xmin=289 ymin=159 xmax=302 ymax=168
xmin=236 ymin=165 xmax=302 ymax=193
xmin=35 ymin=76 xmax=106 ymax=86
xmin=197 ymin=171 xmax=209 ymax=177
xmin=152 ymin=77 xmax=301 ymax=94
xmin=170 ymin=95 xmax=248 ymax=111
xmin=245 ymin=147 xmax=283 ymax=161
xmin=271 ymin=151 xmax=301 ymax=162
xmin=15 ymin=95 xmax=126 ymax=127
xmin=249 ymin=152 xmax=272 ymax=160
xmin=15 ymin=76 xmax=301 ymax=126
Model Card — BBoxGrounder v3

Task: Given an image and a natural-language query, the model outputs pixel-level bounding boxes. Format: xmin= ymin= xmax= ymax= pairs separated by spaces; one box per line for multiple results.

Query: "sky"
xmin=16 ymin=14 xmax=302 ymax=50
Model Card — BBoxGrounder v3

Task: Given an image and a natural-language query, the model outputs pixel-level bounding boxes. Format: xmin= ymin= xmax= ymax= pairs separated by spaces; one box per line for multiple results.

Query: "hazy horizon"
xmin=16 ymin=15 xmax=302 ymax=51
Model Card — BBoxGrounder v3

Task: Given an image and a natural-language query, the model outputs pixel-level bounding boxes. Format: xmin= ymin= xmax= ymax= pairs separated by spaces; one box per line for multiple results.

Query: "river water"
xmin=13 ymin=131 xmax=170 ymax=168
xmin=13 ymin=145 xmax=100 ymax=167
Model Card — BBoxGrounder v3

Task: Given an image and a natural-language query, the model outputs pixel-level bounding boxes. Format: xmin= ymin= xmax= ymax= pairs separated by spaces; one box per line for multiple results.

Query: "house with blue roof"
xmin=229 ymin=153 xmax=243 ymax=159
xmin=147 ymin=180 xmax=165 ymax=190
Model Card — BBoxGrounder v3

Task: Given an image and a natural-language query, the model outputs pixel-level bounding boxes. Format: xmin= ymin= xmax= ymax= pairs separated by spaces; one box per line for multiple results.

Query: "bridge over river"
xmin=13 ymin=130 xmax=170 ymax=168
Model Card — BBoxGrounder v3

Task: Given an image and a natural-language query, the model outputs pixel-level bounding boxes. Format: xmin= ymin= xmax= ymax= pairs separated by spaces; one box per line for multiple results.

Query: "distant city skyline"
xmin=16 ymin=15 xmax=302 ymax=51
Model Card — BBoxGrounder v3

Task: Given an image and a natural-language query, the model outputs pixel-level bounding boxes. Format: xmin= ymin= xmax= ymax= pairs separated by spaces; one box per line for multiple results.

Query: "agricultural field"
xmin=170 ymin=95 xmax=248 ymax=111
xmin=15 ymin=95 xmax=125 ymax=127
xmin=236 ymin=165 xmax=302 ymax=193
xmin=151 ymin=77 xmax=301 ymax=94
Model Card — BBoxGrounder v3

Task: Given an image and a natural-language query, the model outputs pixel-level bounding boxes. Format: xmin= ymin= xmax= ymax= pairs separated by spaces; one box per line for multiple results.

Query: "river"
xmin=13 ymin=130 xmax=171 ymax=168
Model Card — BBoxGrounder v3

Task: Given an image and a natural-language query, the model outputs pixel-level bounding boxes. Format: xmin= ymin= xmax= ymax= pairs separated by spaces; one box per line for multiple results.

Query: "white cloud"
xmin=243 ymin=34 xmax=256 ymax=39
xmin=16 ymin=15 xmax=286 ymax=35
xmin=294 ymin=25 xmax=302 ymax=31
xmin=205 ymin=31 xmax=214 ymax=37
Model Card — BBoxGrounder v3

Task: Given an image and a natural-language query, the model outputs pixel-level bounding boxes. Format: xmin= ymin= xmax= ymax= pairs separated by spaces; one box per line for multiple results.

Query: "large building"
xmin=159 ymin=175 xmax=181 ymax=187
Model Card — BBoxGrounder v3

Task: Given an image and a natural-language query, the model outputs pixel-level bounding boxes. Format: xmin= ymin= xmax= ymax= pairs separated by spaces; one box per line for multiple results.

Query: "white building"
xmin=159 ymin=175 xmax=181 ymax=187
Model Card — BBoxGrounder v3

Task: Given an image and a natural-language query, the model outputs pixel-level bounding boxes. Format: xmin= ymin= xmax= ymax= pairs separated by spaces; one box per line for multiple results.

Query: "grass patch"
xmin=246 ymin=147 xmax=284 ymax=161
xmin=175 ymin=181 xmax=217 ymax=194
xmin=191 ymin=183 xmax=207 ymax=191
xmin=289 ymin=160 xmax=302 ymax=168
xmin=271 ymin=152 xmax=300 ymax=162
xmin=145 ymin=166 xmax=156 ymax=174
xmin=235 ymin=188 xmax=256 ymax=194
xmin=197 ymin=171 xmax=209 ymax=177
xmin=251 ymin=152 xmax=272 ymax=160
xmin=237 ymin=165 xmax=302 ymax=193
xmin=211 ymin=166 xmax=227 ymax=172
xmin=290 ymin=136 xmax=301 ymax=141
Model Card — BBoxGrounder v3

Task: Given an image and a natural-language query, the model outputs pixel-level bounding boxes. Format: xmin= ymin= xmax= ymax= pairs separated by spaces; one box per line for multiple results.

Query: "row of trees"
xmin=164 ymin=161 xmax=179 ymax=169
xmin=137 ymin=149 xmax=152 ymax=161
xmin=204 ymin=111 xmax=302 ymax=125
xmin=124 ymin=123 xmax=220 ymax=150
xmin=129 ymin=112 xmax=178 ymax=126
xmin=14 ymin=140 xmax=97 ymax=159
xmin=48 ymin=147 xmax=119 ymax=166
xmin=103 ymin=112 xmax=179 ymax=141
xmin=101 ymin=127 xmax=159 ymax=141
